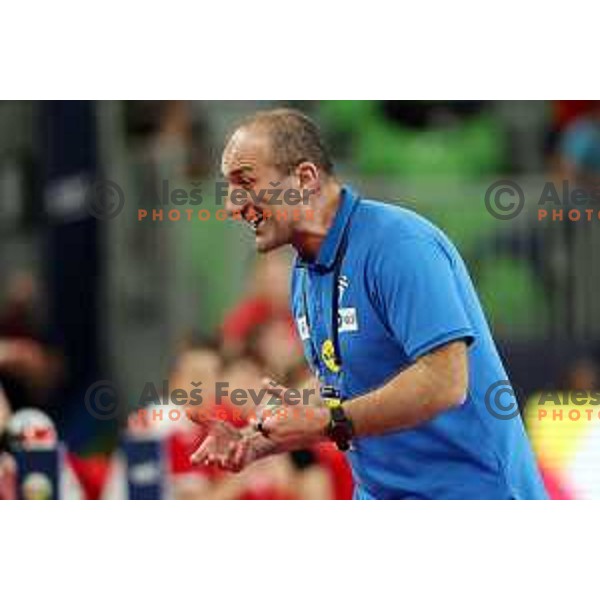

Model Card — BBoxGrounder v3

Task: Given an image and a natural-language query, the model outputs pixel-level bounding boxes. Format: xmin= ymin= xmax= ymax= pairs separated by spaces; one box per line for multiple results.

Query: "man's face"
xmin=221 ymin=128 xmax=303 ymax=253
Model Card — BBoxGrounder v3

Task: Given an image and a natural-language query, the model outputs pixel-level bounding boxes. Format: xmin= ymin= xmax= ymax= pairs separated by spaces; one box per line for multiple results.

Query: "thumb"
xmin=190 ymin=436 xmax=213 ymax=465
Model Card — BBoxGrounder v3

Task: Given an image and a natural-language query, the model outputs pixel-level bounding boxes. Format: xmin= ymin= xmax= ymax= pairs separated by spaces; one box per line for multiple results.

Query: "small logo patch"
xmin=337 ymin=275 xmax=349 ymax=303
xmin=338 ymin=307 xmax=358 ymax=333
xmin=296 ymin=316 xmax=310 ymax=340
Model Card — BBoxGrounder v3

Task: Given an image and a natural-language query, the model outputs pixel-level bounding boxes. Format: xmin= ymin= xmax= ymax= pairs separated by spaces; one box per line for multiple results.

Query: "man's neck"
xmin=292 ymin=180 xmax=342 ymax=262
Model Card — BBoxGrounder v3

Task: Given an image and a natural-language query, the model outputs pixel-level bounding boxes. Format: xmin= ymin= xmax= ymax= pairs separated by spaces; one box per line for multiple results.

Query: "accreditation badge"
xmin=321 ymin=338 xmax=340 ymax=373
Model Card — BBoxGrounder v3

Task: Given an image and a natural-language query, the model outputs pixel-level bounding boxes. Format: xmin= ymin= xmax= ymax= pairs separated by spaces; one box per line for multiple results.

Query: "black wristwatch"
xmin=325 ymin=400 xmax=355 ymax=452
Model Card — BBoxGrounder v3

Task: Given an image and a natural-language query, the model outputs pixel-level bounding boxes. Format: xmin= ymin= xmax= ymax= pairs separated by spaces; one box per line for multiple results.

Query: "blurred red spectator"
xmin=221 ymin=250 xmax=294 ymax=355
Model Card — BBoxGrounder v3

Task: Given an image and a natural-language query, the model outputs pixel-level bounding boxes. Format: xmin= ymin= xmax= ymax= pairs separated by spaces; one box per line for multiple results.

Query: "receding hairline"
xmin=232 ymin=107 xmax=317 ymax=136
xmin=222 ymin=108 xmax=334 ymax=176
xmin=221 ymin=126 xmax=273 ymax=173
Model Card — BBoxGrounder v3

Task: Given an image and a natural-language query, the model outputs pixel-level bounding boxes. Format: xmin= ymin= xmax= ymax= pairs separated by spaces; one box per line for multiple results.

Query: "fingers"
xmin=185 ymin=407 xmax=211 ymax=427
xmin=232 ymin=438 xmax=247 ymax=468
xmin=258 ymin=407 xmax=314 ymax=448
xmin=190 ymin=435 xmax=224 ymax=467
xmin=218 ymin=440 xmax=238 ymax=470
xmin=185 ymin=409 xmax=229 ymax=438
xmin=190 ymin=434 xmax=246 ymax=472
xmin=260 ymin=408 xmax=286 ymax=438
xmin=230 ymin=436 xmax=254 ymax=472
xmin=216 ymin=436 xmax=253 ymax=472
xmin=261 ymin=377 xmax=287 ymax=400
xmin=190 ymin=437 xmax=212 ymax=465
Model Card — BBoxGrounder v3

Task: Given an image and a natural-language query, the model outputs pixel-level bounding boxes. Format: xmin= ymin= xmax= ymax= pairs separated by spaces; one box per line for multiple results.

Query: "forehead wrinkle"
xmin=222 ymin=127 xmax=273 ymax=177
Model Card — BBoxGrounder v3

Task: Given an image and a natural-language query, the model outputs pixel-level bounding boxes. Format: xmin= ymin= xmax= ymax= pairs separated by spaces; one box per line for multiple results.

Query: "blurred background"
xmin=1 ymin=100 xmax=600 ymax=499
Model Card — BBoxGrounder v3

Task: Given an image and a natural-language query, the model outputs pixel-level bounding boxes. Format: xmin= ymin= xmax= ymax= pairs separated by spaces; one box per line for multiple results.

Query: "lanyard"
xmin=300 ymin=196 xmax=360 ymax=397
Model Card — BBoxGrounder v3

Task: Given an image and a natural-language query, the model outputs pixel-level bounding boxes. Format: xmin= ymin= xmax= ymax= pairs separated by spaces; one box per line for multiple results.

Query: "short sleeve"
xmin=373 ymin=236 xmax=476 ymax=362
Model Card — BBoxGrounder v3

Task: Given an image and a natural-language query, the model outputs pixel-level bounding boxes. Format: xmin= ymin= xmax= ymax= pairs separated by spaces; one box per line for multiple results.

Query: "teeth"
xmin=245 ymin=209 xmax=264 ymax=231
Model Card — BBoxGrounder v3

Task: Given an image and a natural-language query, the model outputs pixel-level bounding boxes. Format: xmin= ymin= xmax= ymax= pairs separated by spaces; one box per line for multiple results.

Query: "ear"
xmin=295 ymin=162 xmax=320 ymax=193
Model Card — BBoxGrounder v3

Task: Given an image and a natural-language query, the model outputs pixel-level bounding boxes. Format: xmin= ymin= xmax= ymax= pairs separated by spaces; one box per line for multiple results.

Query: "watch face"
xmin=328 ymin=407 xmax=353 ymax=451
xmin=332 ymin=429 xmax=351 ymax=451
xmin=330 ymin=406 xmax=346 ymax=424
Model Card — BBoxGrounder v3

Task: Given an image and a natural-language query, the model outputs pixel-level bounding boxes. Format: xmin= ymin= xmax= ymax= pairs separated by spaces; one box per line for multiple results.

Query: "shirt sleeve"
xmin=372 ymin=235 xmax=476 ymax=362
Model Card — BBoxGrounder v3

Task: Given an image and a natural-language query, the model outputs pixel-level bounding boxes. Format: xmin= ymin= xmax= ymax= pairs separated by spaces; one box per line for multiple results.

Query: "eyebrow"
xmin=224 ymin=166 xmax=255 ymax=179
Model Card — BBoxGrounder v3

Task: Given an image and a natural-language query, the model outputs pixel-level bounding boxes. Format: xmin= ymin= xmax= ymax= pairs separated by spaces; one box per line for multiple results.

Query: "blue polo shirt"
xmin=291 ymin=186 xmax=548 ymax=499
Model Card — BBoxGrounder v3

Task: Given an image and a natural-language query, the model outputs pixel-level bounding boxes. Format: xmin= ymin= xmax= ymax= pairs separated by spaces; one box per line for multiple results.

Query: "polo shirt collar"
xmin=300 ymin=185 xmax=359 ymax=272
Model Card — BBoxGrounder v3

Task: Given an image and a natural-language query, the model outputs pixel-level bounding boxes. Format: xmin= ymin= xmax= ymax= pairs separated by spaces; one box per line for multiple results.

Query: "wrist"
xmin=246 ymin=430 xmax=279 ymax=461
xmin=322 ymin=401 xmax=355 ymax=451
xmin=313 ymin=405 xmax=331 ymax=439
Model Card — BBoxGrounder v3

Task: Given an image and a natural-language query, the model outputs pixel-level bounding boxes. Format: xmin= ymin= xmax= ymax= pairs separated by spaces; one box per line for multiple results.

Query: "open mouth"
xmin=241 ymin=204 xmax=266 ymax=232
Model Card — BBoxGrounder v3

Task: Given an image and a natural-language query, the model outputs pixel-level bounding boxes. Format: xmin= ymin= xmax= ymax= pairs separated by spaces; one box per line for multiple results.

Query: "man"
xmin=190 ymin=108 xmax=547 ymax=499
